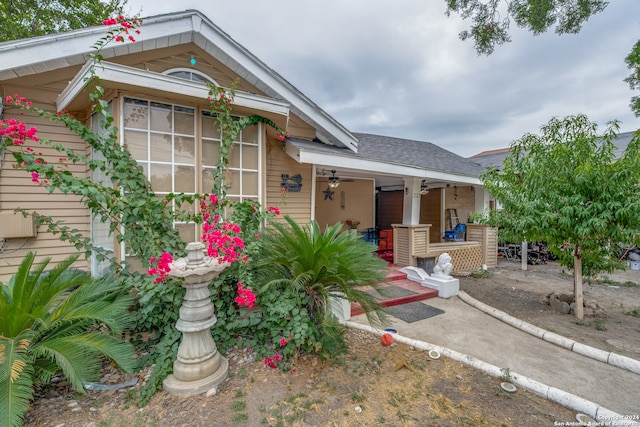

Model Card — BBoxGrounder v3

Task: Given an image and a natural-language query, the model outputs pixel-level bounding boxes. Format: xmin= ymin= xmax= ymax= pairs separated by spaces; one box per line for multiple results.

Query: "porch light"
xmin=328 ymin=170 xmax=340 ymax=189
xmin=420 ymin=180 xmax=429 ymax=195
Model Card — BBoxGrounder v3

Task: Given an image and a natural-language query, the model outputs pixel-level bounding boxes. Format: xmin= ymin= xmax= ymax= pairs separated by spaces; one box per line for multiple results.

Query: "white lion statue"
xmin=433 ymin=253 xmax=453 ymax=278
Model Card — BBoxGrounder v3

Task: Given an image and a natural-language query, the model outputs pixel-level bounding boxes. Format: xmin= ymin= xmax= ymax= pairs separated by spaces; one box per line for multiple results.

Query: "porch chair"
xmin=443 ymin=223 xmax=466 ymax=242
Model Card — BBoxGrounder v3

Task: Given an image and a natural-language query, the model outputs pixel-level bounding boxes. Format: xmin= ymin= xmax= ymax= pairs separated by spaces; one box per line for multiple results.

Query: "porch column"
xmin=402 ymin=177 xmax=422 ymax=225
xmin=474 ymin=185 xmax=490 ymax=213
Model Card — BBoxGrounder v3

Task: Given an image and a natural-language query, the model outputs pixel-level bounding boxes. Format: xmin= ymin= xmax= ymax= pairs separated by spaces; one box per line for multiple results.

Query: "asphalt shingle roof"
xmin=469 ymin=131 xmax=639 ymax=172
xmin=288 ymin=133 xmax=485 ymax=178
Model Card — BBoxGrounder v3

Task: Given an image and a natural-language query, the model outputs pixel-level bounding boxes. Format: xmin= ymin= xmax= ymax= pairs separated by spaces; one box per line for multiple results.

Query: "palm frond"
xmin=256 ymin=216 xmax=391 ymax=333
xmin=0 ymin=336 xmax=35 ymax=427
xmin=30 ymin=336 xmax=103 ymax=392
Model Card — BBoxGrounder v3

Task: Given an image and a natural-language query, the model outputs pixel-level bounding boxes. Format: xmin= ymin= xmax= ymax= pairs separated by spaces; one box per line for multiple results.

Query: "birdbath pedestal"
xmin=163 ymin=242 xmax=230 ymax=396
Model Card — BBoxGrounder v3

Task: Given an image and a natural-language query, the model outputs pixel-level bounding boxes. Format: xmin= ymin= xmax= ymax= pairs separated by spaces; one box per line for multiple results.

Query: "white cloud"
xmin=124 ymin=0 xmax=640 ymax=157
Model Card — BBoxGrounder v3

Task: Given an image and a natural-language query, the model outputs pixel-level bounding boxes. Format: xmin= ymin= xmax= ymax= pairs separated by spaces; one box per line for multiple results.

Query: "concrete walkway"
xmin=348 ymin=293 xmax=640 ymax=425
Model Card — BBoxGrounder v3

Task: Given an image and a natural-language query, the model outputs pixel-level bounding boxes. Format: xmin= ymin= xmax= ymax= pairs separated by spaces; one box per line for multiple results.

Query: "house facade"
xmin=0 ymin=10 xmax=493 ymax=281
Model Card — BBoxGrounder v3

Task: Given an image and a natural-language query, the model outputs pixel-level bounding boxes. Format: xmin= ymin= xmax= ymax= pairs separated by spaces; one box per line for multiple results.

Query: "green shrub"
xmin=0 ymin=252 xmax=136 ymax=427
xmin=250 ymin=216 xmax=390 ymax=365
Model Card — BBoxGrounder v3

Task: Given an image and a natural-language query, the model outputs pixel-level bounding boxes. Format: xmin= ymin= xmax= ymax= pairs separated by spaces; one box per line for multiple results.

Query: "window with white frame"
xmin=201 ymin=111 xmax=260 ymax=203
xmin=121 ymin=97 xmax=262 ymax=253
xmin=123 ymin=97 xmax=197 ymax=244
xmin=90 ymin=103 xmax=114 ymax=277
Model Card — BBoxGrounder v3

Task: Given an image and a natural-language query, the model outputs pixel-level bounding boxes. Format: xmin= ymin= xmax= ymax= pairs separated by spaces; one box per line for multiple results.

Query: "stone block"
xmin=422 ymin=276 xmax=460 ymax=298
xmin=558 ymin=293 xmax=574 ymax=304
xmin=551 ymin=295 xmax=571 ymax=314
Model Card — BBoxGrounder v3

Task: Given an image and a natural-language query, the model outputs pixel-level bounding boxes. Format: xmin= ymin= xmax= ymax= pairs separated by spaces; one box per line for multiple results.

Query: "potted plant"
xmin=346 ymin=219 xmax=360 ymax=230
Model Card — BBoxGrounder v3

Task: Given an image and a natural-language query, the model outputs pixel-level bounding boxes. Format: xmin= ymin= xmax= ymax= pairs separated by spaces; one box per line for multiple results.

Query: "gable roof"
xmin=0 ymin=9 xmax=357 ymax=151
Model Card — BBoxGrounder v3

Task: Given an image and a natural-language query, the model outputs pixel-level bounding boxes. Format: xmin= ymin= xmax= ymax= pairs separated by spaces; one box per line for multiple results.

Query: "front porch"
xmin=391 ymin=223 xmax=497 ymax=273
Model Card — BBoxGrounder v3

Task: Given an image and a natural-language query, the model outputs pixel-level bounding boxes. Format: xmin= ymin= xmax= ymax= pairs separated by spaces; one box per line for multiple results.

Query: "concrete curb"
xmin=345 ymin=320 xmax=640 ymax=427
xmin=457 ymin=290 xmax=640 ymax=376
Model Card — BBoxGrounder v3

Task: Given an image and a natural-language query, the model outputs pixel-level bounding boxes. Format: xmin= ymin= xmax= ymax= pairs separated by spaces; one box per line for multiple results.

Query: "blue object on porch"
xmin=362 ymin=227 xmax=379 ymax=245
xmin=443 ymin=223 xmax=466 ymax=242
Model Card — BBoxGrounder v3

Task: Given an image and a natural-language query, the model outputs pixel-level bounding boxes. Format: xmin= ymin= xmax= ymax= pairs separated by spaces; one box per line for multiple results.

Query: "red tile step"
xmin=350 ymin=265 xmax=438 ymax=317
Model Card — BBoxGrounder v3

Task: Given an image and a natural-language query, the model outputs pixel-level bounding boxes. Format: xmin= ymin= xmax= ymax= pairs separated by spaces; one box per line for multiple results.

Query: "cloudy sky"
xmin=124 ymin=0 xmax=640 ymax=157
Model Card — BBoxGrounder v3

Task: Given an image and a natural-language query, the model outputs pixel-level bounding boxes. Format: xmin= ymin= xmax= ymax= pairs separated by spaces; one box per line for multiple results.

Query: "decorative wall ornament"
xmin=281 ymin=173 xmax=303 ymax=192
xmin=323 ymin=186 xmax=335 ymax=200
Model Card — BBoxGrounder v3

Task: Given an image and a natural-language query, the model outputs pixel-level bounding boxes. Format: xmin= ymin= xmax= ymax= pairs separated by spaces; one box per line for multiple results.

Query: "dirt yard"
xmin=462 ymin=258 xmax=640 ymax=361
xmin=22 ymin=259 xmax=640 ymax=427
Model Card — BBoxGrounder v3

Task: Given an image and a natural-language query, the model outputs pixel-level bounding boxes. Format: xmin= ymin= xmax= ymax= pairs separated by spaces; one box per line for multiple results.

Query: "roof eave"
xmin=58 ymin=61 xmax=290 ymax=128
xmin=286 ymin=143 xmax=482 ymax=185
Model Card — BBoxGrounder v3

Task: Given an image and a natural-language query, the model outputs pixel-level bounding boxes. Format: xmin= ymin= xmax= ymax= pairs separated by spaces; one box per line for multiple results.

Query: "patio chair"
xmin=443 ymin=223 xmax=466 ymax=242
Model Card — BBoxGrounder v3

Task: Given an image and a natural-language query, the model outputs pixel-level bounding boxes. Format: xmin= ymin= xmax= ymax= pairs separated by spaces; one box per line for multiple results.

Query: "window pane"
xmin=175 ymin=165 xmax=195 ymax=193
xmin=176 ymin=223 xmax=196 ymax=244
xmin=150 ymin=102 xmax=172 ymax=133
xmin=150 ymin=163 xmax=172 ymax=192
xmin=125 ymin=130 xmax=148 ymax=160
xmin=226 ymin=196 xmax=240 ymax=205
xmin=175 ymin=107 xmax=194 ymax=135
xmin=202 ymin=115 xmax=221 ymax=138
xmin=176 ymin=200 xmax=196 ymax=217
xmin=243 ymin=145 xmax=259 ymax=169
xmin=202 ymin=140 xmax=220 ymax=166
xmin=139 ymin=163 xmax=148 ymax=181
xmin=230 ymin=143 xmax=239 ymax=168
xmin=227 ymin=170 xmax=240 ymax=195
xmin=202 ymin=168 xmax=216 ymax=193
xmin=124 ymin=99 xmax=148 ymax=129
xmin=242 ymin=124 xmax=258 ymax=143
xmin=242 ymin=171 xmax=258 ymax=195
xmin=175 ymin=136 xmax=195 ymax=164
xmin=150 ymin=133 xmax=172 ymax=162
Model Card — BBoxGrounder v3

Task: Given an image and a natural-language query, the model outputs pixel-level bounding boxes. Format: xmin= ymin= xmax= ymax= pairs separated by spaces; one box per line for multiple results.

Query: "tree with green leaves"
xmin=445 ymin=0 xmax=640 ymax=116
xmin=481 ymin=114 xmax=640 ymax=319
xmin=0 ymin=0 xmax=129 ymax=41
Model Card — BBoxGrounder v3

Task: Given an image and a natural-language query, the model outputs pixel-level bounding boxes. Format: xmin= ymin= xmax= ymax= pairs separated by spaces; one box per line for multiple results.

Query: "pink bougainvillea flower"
xmin=148 ymin=252 xmax=173 ymax=284
xmin=279 ymin=337 xmax=287 ymax=347
xmin=268 ymin=206 xmax=280 ymax=216
xmin=234 ymin=282 xmax=256 ymax=308
xmin=263 ymin=357 xmax=276 ymax=369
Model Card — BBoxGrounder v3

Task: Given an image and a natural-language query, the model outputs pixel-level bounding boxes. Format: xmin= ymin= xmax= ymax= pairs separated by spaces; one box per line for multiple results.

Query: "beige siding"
xmin=0 ymin=88 xmax=90 ymax=282
xmin=265 ymin=137 xmax=312 ymax=225
xmin=315 ymin=178 xmax=374 ymax=233
xmin=123 ymin=44 xmax=319 ymax=143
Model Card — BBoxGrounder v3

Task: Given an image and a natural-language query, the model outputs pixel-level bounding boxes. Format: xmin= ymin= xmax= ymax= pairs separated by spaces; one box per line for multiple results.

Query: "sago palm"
xmin=255 ymin=217 xmax=390 ymax=344
xmin=0 ymin=252 xmax=137 ymax=427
